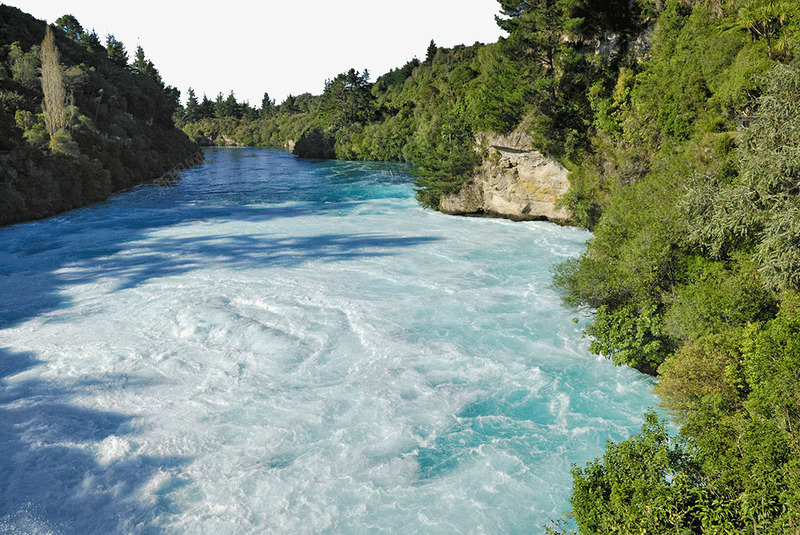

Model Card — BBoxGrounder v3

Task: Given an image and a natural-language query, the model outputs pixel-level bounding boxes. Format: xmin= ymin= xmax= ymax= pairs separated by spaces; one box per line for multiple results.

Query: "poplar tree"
xmin=40 ymin=25 xmax=68 ymax=136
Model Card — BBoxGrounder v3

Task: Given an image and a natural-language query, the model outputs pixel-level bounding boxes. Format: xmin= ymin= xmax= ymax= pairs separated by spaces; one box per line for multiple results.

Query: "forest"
xmin=179 ymin=0 xmax=800 ymax=531
xmin=0 ymin=5 xmax=199 ymax=226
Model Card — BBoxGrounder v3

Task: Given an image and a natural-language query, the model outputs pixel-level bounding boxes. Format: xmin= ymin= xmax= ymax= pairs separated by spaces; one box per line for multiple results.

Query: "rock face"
xmin=440 ymin=133 xmax=571 ymax=222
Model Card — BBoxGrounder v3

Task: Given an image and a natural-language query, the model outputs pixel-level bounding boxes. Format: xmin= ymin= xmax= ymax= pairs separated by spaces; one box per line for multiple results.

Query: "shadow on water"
xmin=0 ymin=150 xmax=434 ymax=531
xmin=0 ymin=207 xmax=440 ymax=326
xmin=0 ymin=347 xmax=188 ymax=534
xmin=63 ymin=232 xmax=441 ymax=292
xmin=0 ymin=149 xmax=431 ymax=328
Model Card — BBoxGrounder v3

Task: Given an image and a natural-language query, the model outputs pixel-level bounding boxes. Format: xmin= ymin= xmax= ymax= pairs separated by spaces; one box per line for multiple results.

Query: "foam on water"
xmin=0 ymin=148 xmax=656 ymax=533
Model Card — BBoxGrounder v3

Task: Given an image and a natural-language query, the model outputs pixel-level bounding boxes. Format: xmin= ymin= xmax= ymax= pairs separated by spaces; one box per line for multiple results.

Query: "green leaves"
xmin=737 ymin=0 xmax=799 ymax=59
xmin=587 ymin=302 xmax=671 ymax=373
xmin=571 ymin=412 xmax=702 ymax=534
xmin=412 ymin=102 xmax=480 ymax=209
xmin=321 ymin=68 xmax=374 ymax=128
xmin=756 ymin=197 xmax=800 ymax=290
xmin=131 ymin=45 xmax=162 ymax=85
xmin=685 ymin=60 xmax=800 ymax=291
xmin=556 ymin=8 xmax=800 ymax=530
xmin=105 ymin=34 xmax=127 ymax=66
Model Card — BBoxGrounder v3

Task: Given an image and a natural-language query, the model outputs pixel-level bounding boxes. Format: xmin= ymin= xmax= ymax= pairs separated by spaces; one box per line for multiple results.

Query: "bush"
xmin=571 ymin=412 xmax=702 ymax=534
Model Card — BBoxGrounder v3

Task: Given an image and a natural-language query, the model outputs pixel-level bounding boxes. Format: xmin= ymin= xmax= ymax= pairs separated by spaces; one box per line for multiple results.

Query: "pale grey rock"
xmin=440 ymin=132 xmax=571 ymax=222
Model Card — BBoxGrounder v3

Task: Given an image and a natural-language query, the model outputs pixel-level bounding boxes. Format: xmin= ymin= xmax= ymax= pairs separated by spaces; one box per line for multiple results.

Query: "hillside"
xmin=549 ymin=0 xmax=800 ymax=531
xmin=0 ymin=5 xmax=200 ymax=226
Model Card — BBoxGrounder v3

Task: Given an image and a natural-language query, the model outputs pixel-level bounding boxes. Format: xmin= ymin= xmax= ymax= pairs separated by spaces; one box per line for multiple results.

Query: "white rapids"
xmin=0 ymin=148 xmax=656 ymax=534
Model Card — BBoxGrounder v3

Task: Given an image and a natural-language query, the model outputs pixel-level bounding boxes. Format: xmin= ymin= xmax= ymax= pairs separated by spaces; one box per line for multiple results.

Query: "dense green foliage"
xmin=548 ymin=0 xmax=800 ymax=531
xmin=567 ymin=294 xmax=800 ymax=533
xmin=0 ymin=6 xmax=199 ymax=226
xmin=4 ymin=0 xmax=800 ymax=530
xmin=176 ymin=45 xmax=497 ymax=208
xmin=177 ymin=0 xmax=655 ymax=209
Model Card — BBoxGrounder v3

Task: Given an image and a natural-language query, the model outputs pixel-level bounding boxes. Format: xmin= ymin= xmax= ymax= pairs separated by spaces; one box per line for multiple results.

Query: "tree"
xmin=184 ymin=88 xmax=200 ymax=122
xmin=737 ymin=0 xmax=798 ymax=59
xmin=465 ymin=44 xmax=530 ymax=133
xmin=55 ymin=14 xmax=84 ymax=43
xmin=83 ymin=29 xmax=103 ymax=52
xmin=132 ymin=45 xmax=162 ymax=84
xmin=280 ymin=94 xmax=299 ymax=114
xmin=685 ymin=60 xmax=800 ymax=291
xmin=240 ymin=101 xmax=256 ymax=121
xmin=321 ymin=68 xmax=374 ymax=127
xmin=163 ymin=85 xmax=181 ymax=116
xmin=199 ymin=94 xmax=215 ymax=119
xmin=570 ymin=412 xmax=704 ymax=534
xmin=105 ymin=34 xmax=128 ymax=65
xmin=496 ymin=0 xmax=579 ymax=76
xmin=214 ymin=91 xmax=241 ymax=118
xmin=7 ymin=42 xmax=40 ymax=90
xmin=494 ymin=0 xmax=616 ymax=157
xmin=40 ymin=25 xmax=69 ymax=137
xmin=260 ymin=92 xmax=275 ymax=117
xmin=426 ymin=39 xmax=437 ymax=63
xmin=413 ymin=101 xmax=481 ymax=209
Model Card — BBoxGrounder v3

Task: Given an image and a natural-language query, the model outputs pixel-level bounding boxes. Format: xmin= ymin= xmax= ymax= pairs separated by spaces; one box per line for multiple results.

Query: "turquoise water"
xmin=0 ymin=148 xmax=656 ymax=534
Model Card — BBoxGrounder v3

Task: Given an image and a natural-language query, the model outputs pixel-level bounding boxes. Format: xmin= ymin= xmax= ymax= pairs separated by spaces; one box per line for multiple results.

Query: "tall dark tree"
xmin=241 ymin=101 xmax=256 ymax=120
xmin=199 ymin=94 xmax=215 ymax=119
xmin=84 ymin=29 xmax=103 ymax=52
xmin=132 ymin=45 xmax=162 ymax=84
xmin=496 ymin=0 xmax=569 ymax=74
xmin=163 ymin=85 xmax=181 ymax=116
xmin=413 ymin=101 xmax=481 ymax=209
xmin=184 ymin=88 xmax=200 ymax=122
xmin=494 ymin=0 xmax=627 ymax=156
xmin=105 ymin=34 xmax=128 ymax=66
xmin=280 ymin=94 xmax=299 ymax=114
xmin=426 ymin=39 xmax=437 ymax=63
xmin=260 ymin=92 xmax=275 ymax=117
xmin=215 ymin=91 xmax=241 ymax=118
xmin=55 ymin=14 xmax=84 ymax=43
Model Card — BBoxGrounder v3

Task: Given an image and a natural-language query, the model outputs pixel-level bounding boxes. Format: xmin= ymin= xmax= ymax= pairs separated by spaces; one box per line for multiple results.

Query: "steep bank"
xmin=439 ymin=133 xmax=571 ymax=222
xmin=0 ymin=6 xmax=200 ymax=226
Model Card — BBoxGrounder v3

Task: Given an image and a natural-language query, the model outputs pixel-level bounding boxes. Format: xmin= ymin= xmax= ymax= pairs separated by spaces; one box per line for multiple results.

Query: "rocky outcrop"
xmin=440 ymin=132 xmax=571 ymax=222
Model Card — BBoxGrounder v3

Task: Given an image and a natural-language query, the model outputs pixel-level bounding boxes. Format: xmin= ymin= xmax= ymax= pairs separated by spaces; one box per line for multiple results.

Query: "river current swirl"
xmin=0 ymin=148 xmax=655 ymax=534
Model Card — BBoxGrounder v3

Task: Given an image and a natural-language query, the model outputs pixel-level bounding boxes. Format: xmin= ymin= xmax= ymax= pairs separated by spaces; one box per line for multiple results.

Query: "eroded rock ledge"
xmin=440 ymin=132 xmax=571 ymax=223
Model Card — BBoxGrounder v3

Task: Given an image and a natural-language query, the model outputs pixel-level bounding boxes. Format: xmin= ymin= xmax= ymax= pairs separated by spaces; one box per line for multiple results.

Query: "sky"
xmin=7 ymin=1 xmax=506 ymax=107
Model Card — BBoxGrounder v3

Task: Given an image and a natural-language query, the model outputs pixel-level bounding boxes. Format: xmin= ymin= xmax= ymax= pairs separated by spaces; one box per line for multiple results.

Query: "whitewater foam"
xmin=0 ymin=148 xmax=657 ymax=534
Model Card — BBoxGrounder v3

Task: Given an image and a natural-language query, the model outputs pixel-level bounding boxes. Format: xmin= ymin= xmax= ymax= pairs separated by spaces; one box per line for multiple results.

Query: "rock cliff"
xmin=440 ymin=133 xmax=571 ymax=222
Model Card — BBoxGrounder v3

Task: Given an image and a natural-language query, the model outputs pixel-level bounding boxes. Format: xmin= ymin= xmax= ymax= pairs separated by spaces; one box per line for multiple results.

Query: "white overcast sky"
xmin=8 ymin=1 xmax=506 ymax=106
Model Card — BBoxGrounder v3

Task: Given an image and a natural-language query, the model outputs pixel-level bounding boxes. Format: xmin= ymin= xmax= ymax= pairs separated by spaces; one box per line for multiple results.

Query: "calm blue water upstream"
xmin=0 ymin=147 xmax=656 ymax=534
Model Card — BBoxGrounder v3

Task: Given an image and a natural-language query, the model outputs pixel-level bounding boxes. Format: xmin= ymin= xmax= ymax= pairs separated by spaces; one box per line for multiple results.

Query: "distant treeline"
xmin=0 ymin=6 xmax=199 ymax=226
xmin=187 ymin=0 xmax=800 ymax=531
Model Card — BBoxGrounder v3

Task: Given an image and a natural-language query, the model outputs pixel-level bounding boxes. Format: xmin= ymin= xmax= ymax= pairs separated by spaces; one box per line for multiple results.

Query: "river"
xmin=0 ymin=147 xmax=656 ymax=534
